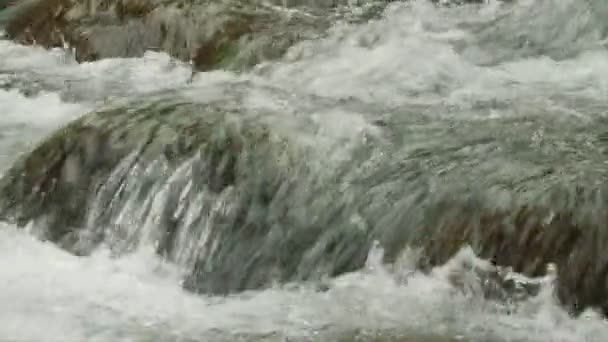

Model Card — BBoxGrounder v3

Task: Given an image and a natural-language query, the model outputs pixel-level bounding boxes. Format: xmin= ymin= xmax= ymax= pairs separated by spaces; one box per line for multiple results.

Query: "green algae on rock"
xmin=2 ymin=83 xmax=608 ymax=316
xmin=0 ymin=93 xmax=253 ymax=246
xmin=0 ymin=87 xmax=376 ymax=287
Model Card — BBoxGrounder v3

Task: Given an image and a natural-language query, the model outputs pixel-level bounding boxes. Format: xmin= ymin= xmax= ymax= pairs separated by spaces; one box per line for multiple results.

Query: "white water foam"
xmin=0 ymin=40 xmax=198 ymax=103
xmin=0 ymin=226 xmax=606 ymax=342
xmin=0 ymin=88 xmax=89 ymax=167
xmin=260 ymin=0 xmax=608 ymax=121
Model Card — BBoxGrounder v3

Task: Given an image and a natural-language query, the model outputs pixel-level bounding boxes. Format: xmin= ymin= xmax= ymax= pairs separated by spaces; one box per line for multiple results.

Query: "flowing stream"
xmin=2 ymin=0 xmax=608 ymax=341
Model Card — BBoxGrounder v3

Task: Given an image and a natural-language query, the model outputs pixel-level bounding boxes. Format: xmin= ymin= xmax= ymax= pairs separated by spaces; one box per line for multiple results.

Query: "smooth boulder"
xmin=0 ymin=87 xmax=607 ymax=316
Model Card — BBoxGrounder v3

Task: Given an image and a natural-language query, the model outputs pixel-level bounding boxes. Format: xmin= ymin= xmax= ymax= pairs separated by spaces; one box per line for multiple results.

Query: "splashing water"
xmin=2 ymin=0 xmax=608 ymax=341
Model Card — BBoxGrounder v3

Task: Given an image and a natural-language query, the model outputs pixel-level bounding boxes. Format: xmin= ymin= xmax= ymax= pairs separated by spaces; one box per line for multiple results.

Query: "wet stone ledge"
xmin=0 ymin=0 xmax=392 ymax=71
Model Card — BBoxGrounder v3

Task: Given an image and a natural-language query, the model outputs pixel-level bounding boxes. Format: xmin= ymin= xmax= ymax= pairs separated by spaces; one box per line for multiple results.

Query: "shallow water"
xmin=1 ymin=0 xmax=608 ymax=341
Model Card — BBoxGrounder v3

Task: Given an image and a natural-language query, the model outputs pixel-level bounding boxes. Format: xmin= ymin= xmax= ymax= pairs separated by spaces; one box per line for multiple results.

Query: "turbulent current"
xmin=2 ymin=0 xmax=608 ymax=341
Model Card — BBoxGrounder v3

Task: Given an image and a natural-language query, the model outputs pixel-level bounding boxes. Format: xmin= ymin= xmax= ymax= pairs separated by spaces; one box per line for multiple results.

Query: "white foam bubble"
xmin=0 ymin=88 xmax=90 ymax=166
xmin=0 ymin=40 xmax=200 ymax=102
xmin=0 ymin=226 xmax=605 ymax=342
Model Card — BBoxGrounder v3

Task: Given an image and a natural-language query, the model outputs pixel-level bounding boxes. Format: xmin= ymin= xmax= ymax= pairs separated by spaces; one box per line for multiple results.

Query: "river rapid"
xmin=1 ymin=0 xmax=608 ymax=341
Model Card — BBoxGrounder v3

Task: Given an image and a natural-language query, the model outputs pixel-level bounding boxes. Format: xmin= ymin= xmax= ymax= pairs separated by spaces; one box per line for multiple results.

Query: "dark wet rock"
xmin=0 ymin=0 xmax=17 ymax=11
xmin=0 ymin=0 xmax=515 ymax=69
xmin=1 ymin=0 xmax=305 ymax=68
xmin=414 ymin=197 xmax=608 ymax=317
xmin=4 ymin=0 xmax=74 ymax=47
xmin=417 ymin=204 xmax=578 ymax=277
xmin=1 ymin=87 xmax=608 ymax=316
xmin=0 ymin=0 xmax=386 ymax=70
xmin=0 ymin=94 xmax=223 ymax=248
xmin=0 ymin=91 xmax=374 ymax=290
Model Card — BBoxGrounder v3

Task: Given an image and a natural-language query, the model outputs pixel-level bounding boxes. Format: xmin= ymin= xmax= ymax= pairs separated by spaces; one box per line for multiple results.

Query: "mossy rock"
xmin=1 ymin=88 xmax=608 ymax=316
xmin=0 ymin=93 xmax=269 ymax=248
xmin=0 ymin=89 xmax=373 ymax=294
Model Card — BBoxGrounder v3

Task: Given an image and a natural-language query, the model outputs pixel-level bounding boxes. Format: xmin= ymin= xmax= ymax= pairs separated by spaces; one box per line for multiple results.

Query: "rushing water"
xmin=2 ymin=0 xmax=608 ymax=341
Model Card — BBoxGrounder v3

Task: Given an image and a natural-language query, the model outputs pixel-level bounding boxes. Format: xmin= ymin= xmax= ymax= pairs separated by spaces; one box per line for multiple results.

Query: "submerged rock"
xmin=0 ymin=93 xmax=222 ymax=246
xmin=0 ymin=89 xmax=374 ymax=291
xmin=1 ymin=86 xmax=608 ymax=316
